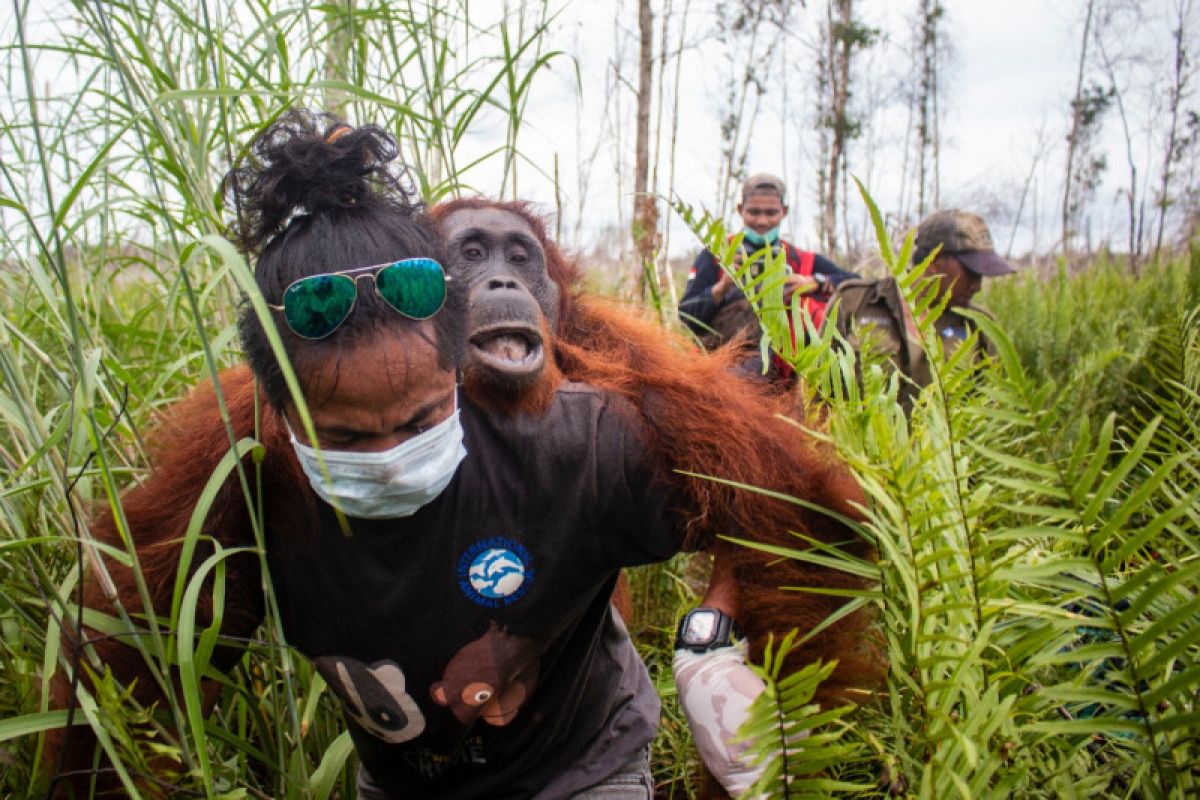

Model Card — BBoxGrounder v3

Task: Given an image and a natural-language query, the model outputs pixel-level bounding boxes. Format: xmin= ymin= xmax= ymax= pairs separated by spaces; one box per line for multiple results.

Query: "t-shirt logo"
xmin=457 ymin=537 xmax=535 ymax=607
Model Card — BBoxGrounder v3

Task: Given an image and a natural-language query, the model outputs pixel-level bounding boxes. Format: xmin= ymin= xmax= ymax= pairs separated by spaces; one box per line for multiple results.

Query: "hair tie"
xmin=325 ymin=124 xmax=353 ymax=145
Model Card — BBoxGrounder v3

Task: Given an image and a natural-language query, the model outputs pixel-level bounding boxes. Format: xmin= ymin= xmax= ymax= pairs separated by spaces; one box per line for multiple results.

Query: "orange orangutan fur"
xmin=558 ymin=298 xmax=879 ymax=671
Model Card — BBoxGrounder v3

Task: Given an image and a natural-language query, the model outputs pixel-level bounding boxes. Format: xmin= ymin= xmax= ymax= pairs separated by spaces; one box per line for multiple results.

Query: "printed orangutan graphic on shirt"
xmin=430 ymin=621 xmax=542 ymax=726
xmin=313 ymin=655 xmax=426 ymax=744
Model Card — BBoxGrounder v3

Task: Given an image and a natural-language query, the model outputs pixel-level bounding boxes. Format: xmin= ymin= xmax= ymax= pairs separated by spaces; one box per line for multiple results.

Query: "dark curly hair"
xmin=223 ymin=109 xmax=467 ymax=408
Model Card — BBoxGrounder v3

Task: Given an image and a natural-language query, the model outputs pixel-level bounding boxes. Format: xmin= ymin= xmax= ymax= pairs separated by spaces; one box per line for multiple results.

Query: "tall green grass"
xmin=1 ymin=2 xmax=561 ymax=796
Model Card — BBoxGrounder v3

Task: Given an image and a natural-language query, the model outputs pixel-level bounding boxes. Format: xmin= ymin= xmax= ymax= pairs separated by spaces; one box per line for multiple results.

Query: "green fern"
xmin=738 ymin=634 xmax=868 ymax=799
xmin=678 ymin=186 xmax=1200 ymax=798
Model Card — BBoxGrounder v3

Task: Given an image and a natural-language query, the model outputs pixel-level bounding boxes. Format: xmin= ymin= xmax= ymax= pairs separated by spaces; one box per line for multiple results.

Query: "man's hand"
xmin=712 ymin=269 xmax=735 ymax=304
xmin=782 ymin=273 xmax=818 ymax=302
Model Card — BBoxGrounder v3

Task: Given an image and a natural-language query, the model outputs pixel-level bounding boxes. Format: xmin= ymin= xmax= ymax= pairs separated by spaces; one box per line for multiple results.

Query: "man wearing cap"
xmin=826 ymin=209 xmax=1016 ymax=410
xmin=678 ymin=173 xmax=857 ymax=383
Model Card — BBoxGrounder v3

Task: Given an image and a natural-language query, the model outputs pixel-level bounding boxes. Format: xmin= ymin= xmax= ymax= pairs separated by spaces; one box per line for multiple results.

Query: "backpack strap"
xmin=783 ymin=242 xmax=816 ymax=277
xmin=797 ymin=249 xmax=815 ymax=277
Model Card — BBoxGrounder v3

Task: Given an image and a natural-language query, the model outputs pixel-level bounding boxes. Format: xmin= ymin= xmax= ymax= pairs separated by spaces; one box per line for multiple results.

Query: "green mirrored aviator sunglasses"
xmin=267 ymin=258 xmax=450 ymax=339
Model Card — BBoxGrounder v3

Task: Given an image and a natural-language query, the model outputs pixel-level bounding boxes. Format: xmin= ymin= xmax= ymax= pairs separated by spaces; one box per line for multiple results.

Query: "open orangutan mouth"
xmin=469 ymin=324 xmax=545 ymax=372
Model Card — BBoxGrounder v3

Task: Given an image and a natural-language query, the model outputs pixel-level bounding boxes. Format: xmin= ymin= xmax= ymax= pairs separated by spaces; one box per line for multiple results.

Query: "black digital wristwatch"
xmin=674 ymin=607 xmax=743 ymax=653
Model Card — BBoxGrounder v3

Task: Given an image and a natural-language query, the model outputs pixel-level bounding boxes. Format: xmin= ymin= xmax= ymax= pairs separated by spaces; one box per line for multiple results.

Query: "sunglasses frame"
xmin=266 ymin=257 xmax=451 ymax=340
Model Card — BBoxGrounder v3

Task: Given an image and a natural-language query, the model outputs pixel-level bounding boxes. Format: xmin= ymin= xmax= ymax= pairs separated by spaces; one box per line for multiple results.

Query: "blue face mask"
xmin=742 ymin=226 xmax=780 ymax=247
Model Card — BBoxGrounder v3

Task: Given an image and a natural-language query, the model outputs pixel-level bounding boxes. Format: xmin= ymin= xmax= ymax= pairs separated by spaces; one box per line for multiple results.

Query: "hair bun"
xmin=224 ymin=109 xmax=419 ymax=256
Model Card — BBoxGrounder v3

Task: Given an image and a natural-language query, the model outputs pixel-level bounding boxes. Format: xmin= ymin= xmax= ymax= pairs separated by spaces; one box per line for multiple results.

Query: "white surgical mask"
xmin=288 ymin=399 xmax=467 ymax=519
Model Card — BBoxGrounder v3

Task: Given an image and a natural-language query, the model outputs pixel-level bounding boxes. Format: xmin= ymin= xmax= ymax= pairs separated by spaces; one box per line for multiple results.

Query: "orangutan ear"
xmin=431 ymin=683 xmax=448 ymax=706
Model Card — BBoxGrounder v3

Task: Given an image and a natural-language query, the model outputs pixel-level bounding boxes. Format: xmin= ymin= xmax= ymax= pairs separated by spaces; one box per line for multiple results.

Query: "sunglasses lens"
xmin=282 ymin=274 xmax=357 ymax=339
xmin=375 ymin=258 xmax=447 ymax=320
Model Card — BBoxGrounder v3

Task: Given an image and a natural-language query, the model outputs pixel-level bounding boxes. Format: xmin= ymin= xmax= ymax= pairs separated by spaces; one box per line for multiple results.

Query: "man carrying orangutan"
xmin=47 ymin=112 xmax=877 ymax=799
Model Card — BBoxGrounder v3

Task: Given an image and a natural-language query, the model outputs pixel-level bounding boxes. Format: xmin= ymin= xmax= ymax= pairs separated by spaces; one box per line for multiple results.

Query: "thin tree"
xmin=1007 ymin=121 xmax=1051 ymax=258
xmin=1095 ymin=20 xmax=1147 ymax=272
xmin=710 ymin=1 xmax=791 ymax=222
xmin=815 ymin=0 xmax=876 ymax=254
xmin=1170 ymin=109 xmax=1200 ymax=235
xmin=631 ymin=0 xmax=656 ymax=300
xmin=324 ymin=0 xmax=356 ymax=117
xmin=914 ymin=0 xmax=944 ymax=217
xmin=1062 ymin=0 xmax=1098 ymax=256
xmin=651 ymin=0 xmax=688 ymax=313
xmin=1063 ymin=79 xmax=1114 ymax=256
xmin=608 ymin=3 xmax=630 ymax=270
xmin=1154 ymin=0 xmax=1196 ymax=259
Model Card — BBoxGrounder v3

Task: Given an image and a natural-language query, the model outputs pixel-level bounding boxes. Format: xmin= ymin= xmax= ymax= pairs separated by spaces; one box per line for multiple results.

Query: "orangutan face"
xmin=441 ymin=207 xmax=559 ymax=395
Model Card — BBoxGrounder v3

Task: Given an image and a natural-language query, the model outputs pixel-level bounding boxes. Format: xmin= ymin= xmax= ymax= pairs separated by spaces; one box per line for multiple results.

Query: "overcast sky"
xmin=2 ymin=0 xmax=1190 ymax=262
xmin=460 ymin=0 xmax=1189 ymax=260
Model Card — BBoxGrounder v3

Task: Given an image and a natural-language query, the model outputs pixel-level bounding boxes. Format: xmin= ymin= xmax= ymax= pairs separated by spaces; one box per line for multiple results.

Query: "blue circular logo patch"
xmin=457 ymin=537 xmax=534 ymax=608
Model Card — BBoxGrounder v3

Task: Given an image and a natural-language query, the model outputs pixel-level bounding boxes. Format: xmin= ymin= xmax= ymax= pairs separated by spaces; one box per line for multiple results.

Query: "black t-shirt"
xmin=265 ymin=383 xmax=679 ymax=798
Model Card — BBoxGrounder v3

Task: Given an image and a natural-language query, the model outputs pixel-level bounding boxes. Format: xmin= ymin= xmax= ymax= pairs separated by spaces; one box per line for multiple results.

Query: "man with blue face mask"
xmin=678 ymin=173 xmax=857 ymax=384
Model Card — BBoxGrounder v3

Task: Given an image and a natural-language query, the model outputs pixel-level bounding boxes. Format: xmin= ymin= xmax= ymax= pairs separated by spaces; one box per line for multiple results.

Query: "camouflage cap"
xmin=916 ymin=209 xmax=1016 ymax=277
xmin=740 ymin=173 xmax=787 ymax=206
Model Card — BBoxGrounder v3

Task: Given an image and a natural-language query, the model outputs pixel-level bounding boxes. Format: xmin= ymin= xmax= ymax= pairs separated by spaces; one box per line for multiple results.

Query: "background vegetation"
xmin=698 ymin=195 xmax=1200 ymax=798
xmin=1 ymin=1 xmax=1198 ymax=798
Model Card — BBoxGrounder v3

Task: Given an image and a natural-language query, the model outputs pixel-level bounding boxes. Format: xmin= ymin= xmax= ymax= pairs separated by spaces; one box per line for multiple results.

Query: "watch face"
xmin=683 ymin=610 xmax=719 ymax=644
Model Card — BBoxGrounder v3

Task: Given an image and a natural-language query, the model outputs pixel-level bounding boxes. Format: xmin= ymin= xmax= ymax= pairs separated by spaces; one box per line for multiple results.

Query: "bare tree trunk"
xmin=324 ymin=0 xmax=356 ymax=117
xmin=827 ymin=0 xmax=852 ymax=254
xmin=662 ymin=0 xmax=692 ymax=295
xmin=1154 ymin=0 xmax=1194 ymax=259
xmin=631 ymin=0 xmax=655 ymax=298
xmin=554 ymin=153 xmax=563 ymax=244
xmin=1063 ymin=0 xmax=1097 ymax=257
xmin=898 ymin=85 xmax=914 ymax=225
xmin=609 ymin=4 xmax=629 ymax=272
xmin=712 ymin=5 xmax=788 ymax=222
xmin=1032 ymin=176 xmax=1040 ymax=265
xmin=1096 ymin=33 xmax=1143 ymax=273
xmin=1008 ymin=123 xmax=1050 ymax=257
xmin=573 ymin=24 xmax=615 ymax=245
xmin=815 ymin=6 xmax=833 ymax=251
xmin=816 ymin=0 xmax=872 ymax=254
xmin=930 ymin=10 xmax=941 ymax=210
xmin=650 ymin=0 xmax=680 ymax=314
xmin=915 ymin=0 xmax=936 ymax=217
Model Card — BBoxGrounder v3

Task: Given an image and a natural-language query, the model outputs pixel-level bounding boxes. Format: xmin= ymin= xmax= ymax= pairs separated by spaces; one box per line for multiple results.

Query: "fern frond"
xmin=737 ymin=633 xmax=870 ymax=799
